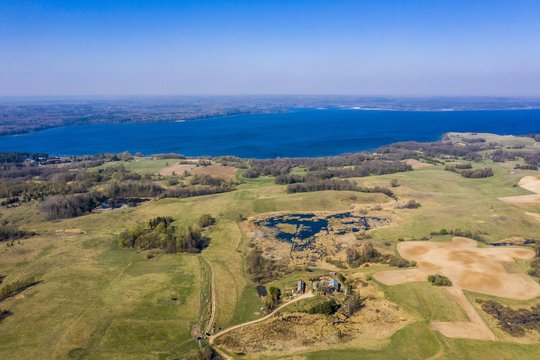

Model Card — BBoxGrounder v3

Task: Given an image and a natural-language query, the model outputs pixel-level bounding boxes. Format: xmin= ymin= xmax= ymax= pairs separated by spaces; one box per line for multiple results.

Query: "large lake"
xmin=1 ymin=109 xmax=539 ymax=158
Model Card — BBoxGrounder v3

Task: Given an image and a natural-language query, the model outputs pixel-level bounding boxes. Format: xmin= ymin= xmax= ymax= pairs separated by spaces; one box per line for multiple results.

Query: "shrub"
xmin=307 ymin=299 xmax=340 ymax=315
xmin=0 ymin=224 xmax=36 ymax=241
xmin=245 ymin=248 xmax=283 ymax=283
xmin=0 ymin=276 xmax=38 ymax=300
xmin=198 ymin=214 xmax=216 ymax=228
xmin=398 ymin=200 xmax=421 ymax=209
xmin=427 ymin=274 xmax=452 ymax=286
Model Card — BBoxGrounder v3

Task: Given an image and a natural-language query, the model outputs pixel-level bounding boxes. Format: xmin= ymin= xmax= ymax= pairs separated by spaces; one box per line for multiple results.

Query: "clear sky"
xmin=1 ymin=0 xmax=539 ymax=96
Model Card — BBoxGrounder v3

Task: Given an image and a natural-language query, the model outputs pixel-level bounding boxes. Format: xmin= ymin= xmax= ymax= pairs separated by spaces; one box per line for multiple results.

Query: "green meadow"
xmin=1 ymin=153 xmax=540 ymax=359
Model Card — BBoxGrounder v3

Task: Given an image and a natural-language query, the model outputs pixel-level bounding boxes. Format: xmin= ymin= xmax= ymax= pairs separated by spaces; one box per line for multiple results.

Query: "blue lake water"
xmin=0 ymin=109 xmax=539 ymax=158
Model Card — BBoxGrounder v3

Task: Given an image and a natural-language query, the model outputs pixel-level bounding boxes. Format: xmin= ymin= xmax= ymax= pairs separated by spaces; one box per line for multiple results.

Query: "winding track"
xmin=208 ymin=292 xmax=314 ymax=358
xmin=201 ymin=256 xmax=216 ymax=336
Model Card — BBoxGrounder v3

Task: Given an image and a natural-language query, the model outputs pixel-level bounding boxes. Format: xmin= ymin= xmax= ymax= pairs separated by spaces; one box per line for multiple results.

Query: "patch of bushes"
xmin=245 ymin=248 xmax=283 ymax=283
xmin=490 ymin=150 xmax=517 ymax=163
xmin=478 ymin=299 xmax=540 ymax=337
xmin=119 ymin=216 xmax=209 ymax=253
xmin=397 ymin=200 xmax=421 ymax=209
xmin=0 ymin=223 xmax=36 ymax=241
xmin=461 ymin=168 xmax=494 ymax=178
xmin=427 ymin=274 xmax=452 ymax=286
xmin=325 ymin=258 xmax=347 ymax=269
xmin=286 ymin=180 xmax=396 ymax=199
xmin=307 ymin=298 xmax=340 ymax=315
xmin=431 ymin=228 xmax=486 ymax=242
xmin=342 ymin=294 xmax=364 ymax=317
xmin=514 ymin=163 xmax=539 ymax=171
xmin=308 ymin=160 xmax=412 ymax=179
xmin=346 ymin=243 xmax=416 ymax=268
xmin=0 ymin=276 xmax=39 ymax=301
xmin=265 ymin=287 xmax=281 ymax=311
xmin=39 ymin=192 xmax=107 ymax=220
xmin=161 ymin=184 xmax=233 ymax=199
xmin=445 ymin=165 xmax=494 ymax=178
xmin=0 ymin=309 xmax=12 ymax=323
xmin=198 ymin=214 xmax=216 ymax=228
xmin=527 ymin=246 xmax=540 ymax=278
xmin=105 ymin=180 xmax=163 ymax=198
xmin=524 ymin=152 xmax=540 ymax=167
xmin=275 ymin=174 xmax=305 ymax=184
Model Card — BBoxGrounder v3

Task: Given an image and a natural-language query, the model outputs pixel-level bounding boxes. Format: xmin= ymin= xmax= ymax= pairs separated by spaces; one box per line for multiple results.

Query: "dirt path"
xmin=431 ymin=286 xmax=495 ymax=340
xmin=209 ymin=292 xmax=315 ymax=348
xmin=202 ymin=256 xmax=217 ymax=336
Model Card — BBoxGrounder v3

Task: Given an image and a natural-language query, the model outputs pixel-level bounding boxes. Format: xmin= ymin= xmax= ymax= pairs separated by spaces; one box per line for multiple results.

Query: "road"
xmin=208 ymin=291 xmax=314 ymax=356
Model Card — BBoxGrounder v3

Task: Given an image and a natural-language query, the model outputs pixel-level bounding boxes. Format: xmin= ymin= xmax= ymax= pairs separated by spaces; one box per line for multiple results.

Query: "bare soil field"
xmin=158 ymin=163 xmax=195 ymax=176
xmin=500 ymin=176 xmax=540 ymax=206
xmin=191 ymin=164 xmax=237 ymax=180
xmin=375 ymin=237 xmax=540 ymax=340
xmin=375 ymin=237 xmax=539 ymax=300
xmin=404 ymin=159 xmax=433 ymax=169
xmin=431 ymin=286 xmax=495 ymax=340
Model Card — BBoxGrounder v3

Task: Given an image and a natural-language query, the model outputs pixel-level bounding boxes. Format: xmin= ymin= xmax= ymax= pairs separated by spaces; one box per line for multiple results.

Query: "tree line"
xmin=445 ymin=165 xmax=494 ymax=178
xmin=286 ymin=179 xmax=396 ymax=199
xmin=0 ymin=276 xmax=38 ymax=301
xmin=0 ymin=223 xmax=36 ymax=241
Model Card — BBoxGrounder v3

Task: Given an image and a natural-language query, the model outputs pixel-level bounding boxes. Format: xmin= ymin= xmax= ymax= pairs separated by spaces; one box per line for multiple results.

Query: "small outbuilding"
xmin=297 ymin=280 xmax=306 ymax=294
xmin=329 ymin=279 xmax=340 ymax=292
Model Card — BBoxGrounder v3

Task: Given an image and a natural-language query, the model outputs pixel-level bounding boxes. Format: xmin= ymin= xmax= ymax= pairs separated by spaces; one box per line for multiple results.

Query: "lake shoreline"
xmin=0 ymin=109 xmax=539 ymax=158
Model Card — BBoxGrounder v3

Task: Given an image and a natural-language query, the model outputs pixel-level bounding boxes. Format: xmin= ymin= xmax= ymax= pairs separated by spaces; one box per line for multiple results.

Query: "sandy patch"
xmin=375 ymin=237 xmax=538 ymax=300
xmin=192 ymin=165 xmax=237 ymax=180
xmin=520 ymin=176 xmax=540 ymax=193
xmin=500 ymin=176 xmax=540 ymax=206
xmin=158 ymin=163 xmax=195 ymax=176
xmin=374 ymin=237 xmax=540 ymax=340
xmin=404 ymin=159 xmax=433 ymax=169
xmin=525 ymin=211 xmax=540 ymax=222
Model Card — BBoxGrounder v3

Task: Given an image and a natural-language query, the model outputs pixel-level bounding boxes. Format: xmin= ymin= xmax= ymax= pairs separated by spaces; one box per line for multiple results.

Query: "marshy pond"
xmin=254 ymin=212 xmax=387 ymax=251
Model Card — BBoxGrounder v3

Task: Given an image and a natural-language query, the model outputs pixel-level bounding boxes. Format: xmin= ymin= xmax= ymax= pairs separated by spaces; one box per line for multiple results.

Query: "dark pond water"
xmin=255 ymin=212 xmax=380 ymax=251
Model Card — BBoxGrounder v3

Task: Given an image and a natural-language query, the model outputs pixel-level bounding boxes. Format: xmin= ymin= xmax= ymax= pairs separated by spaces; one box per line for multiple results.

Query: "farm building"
xmin=297 ymin=280 xmax=306 ymax=294
xmin=329 ymin=279 xmax=340 ymax=292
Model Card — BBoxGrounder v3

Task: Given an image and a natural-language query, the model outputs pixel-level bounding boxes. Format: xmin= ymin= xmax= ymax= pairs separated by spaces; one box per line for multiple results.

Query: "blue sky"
xmin=1 ymin=0 xmax=539 ymax=96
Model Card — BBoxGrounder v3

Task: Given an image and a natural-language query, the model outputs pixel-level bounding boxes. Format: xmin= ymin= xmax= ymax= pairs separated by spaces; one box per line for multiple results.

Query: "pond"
xmin=255 ymin=212 xmax=385 ymax=251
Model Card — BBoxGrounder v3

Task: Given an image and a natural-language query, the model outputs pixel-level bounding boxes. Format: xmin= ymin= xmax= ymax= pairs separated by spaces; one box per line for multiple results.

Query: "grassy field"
xmin=363 ymin=163 xmax=540 ymax=242
xmin=382 ymin=282 xmax=469 ymax=322
xmin=2 ymin=152 xmax=540 ymax=359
